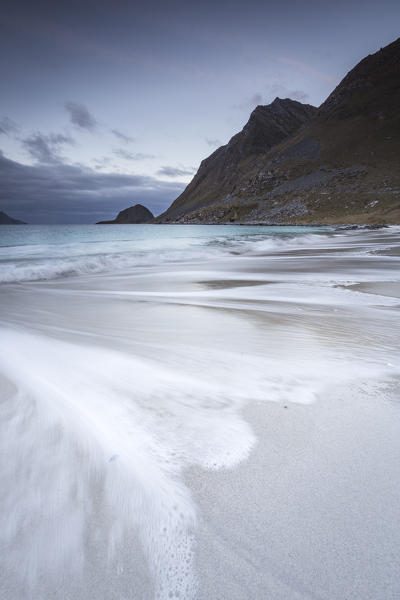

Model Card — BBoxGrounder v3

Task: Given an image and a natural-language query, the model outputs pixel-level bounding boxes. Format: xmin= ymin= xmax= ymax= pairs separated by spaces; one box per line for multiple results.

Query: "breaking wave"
xmin=0 ymin=224 xmax=333 ymax=283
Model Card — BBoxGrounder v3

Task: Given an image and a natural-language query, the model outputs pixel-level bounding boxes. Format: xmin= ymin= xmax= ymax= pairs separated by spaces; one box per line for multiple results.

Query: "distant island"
xmin=0 ymin=211 xmax=26 ymax=225
xmin=97 ymin=204 xmax=154 ymax=224
xmin=157 ymin=37 xmax=400 ymax=225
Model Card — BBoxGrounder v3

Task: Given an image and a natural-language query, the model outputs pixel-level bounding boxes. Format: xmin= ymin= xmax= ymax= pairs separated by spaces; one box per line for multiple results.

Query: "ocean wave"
xmin=3 ymin=225 xmax=399 ymax=284
xmin=0 ymin=244 xmax=228 ymax=283
xmin=0 ymin=227 xmax=320 ymax=283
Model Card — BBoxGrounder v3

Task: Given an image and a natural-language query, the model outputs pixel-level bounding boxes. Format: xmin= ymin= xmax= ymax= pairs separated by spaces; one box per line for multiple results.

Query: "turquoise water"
xmin=0 ymin=224 xmax=329 ymax=283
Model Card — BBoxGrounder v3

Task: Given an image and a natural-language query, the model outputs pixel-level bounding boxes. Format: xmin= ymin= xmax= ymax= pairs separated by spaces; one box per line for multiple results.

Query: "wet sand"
xmin=345 ymin=281 xmax=400 ymax=298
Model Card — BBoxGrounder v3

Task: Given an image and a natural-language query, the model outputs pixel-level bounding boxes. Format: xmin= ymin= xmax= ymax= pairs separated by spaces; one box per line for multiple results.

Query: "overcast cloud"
xmin=0 ymin=152 xmax=185 ymax=224
xmin=0 ymin=0 xmax=398 ymax=223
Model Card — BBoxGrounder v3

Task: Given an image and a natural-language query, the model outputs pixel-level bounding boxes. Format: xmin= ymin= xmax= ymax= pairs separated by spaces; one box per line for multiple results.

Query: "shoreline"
xmin=152 ymin=221 xmax=393 ymax=228
xmin=2 ymin=222 xmax=398 ymax=228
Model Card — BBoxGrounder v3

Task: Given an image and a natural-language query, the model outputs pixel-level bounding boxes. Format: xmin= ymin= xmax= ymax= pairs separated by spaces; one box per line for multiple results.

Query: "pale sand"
xmin=187 ymin=381 xmax=400 ymax=600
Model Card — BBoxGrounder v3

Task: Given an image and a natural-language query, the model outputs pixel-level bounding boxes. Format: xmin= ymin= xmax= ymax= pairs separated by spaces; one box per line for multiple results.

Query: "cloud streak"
xmin=113 ymin=148 xmax=156 ymax=161
xmin=111 ymin=129 xmax=135 ymax=144
xmin=0 ymin=117 xmax=19 ymax=136
xmin=65 ymin=101 xmax=97 ymax=131
xmin=157 ymin=165 xmax=196 ymax=177
xmin=22 ymin=132 xmax=75 ymax=164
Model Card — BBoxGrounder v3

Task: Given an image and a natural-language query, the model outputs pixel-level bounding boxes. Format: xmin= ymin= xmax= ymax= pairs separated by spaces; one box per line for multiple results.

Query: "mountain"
xmin=158 ymin=98 xmax=317 ymax=221
xmin=0 ymin=210 xmax=26 ymax=224
xmin=97 ymin=204 xmax=154 ymax=224
xmin=158 ymin=37 xmax=400 ymax=225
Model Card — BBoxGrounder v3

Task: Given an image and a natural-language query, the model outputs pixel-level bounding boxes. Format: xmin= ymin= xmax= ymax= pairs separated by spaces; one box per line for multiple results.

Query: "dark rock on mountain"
xmin=97 ymin=204 xmax=154 ymax=224
xmin=0 ymin=210 xmax=26 ymax=224
xmin=158 ymin=37 xmax=400 ymax=225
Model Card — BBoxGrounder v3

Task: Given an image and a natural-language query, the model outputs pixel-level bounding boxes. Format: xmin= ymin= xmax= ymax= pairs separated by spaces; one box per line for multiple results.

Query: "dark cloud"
xmin=157 ymin=165 xmax=196 ymax=177
xmin=65 ymin=101 xmax=97 ymax=131
xmin=205 ymin=138 xmax=222 ymax=148
xmin=0 ymin=117 xmax=19 ymax=136
xmin=0 ymin=153 xmax=184 ymax=223
xmin=113 ymin=148 xmax=156 ymax=161
xmin=111 ymin=129 xmax=135 ymax=144
xmin=22 ymin=132 xmax=75 ymax=164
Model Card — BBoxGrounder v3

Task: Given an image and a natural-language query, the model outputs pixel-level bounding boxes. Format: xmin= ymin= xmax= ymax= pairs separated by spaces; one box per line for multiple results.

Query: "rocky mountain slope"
xmin=158 ymin=37 xmax=400 ymax=224
xmin=0 ymin=210 xmax=26 ymax=224
xmin=158 ymin=99 xmax=317 ymax=221
xmin=97 ymin=204 xmax=154 ymax=224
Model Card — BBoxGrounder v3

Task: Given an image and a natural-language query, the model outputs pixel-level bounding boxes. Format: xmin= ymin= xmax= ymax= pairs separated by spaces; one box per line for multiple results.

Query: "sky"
xmin=0 ymin=0 xmax=399 ymax=223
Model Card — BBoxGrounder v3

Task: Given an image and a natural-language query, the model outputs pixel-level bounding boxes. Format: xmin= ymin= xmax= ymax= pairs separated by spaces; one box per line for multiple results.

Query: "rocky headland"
xmin=97 ymin=204 xmax=154 ymax=224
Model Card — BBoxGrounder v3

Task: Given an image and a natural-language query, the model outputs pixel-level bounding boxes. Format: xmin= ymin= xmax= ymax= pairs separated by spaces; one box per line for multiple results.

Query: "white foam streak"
xmin=0 ymin=329 xmax=259 ymax=598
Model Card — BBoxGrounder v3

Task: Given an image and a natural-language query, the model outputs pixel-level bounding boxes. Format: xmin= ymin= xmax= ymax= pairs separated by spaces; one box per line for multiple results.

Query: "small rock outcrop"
xmin=0 ymin=210 xmax=26 ymax=224
xmin=97 ymin=204 xmax=154 ymax=224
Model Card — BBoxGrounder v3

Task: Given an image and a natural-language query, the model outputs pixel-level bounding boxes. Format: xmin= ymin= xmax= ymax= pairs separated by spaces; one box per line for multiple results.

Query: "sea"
xmin=1 ymin=224 xmax=399 ymax=600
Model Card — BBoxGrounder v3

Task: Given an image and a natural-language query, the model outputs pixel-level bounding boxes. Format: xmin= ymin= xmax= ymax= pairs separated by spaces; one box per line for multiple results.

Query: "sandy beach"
xmin=0 ymin=224 xmax=399 ymax=599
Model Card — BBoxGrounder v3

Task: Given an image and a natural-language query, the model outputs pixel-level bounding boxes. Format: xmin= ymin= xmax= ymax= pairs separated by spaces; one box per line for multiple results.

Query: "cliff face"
xmin=158 ymin=99 xmax=317 ymax=221
xmin=97 ymin=204 xmax=154 ymax=224
xmin=159 ymin=37 xmax=400 ymax=225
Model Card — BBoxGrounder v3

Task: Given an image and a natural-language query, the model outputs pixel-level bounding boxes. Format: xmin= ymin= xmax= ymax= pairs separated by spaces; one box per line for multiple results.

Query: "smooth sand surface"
xmin=188 ymin=383 xmax=400 ymax=599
